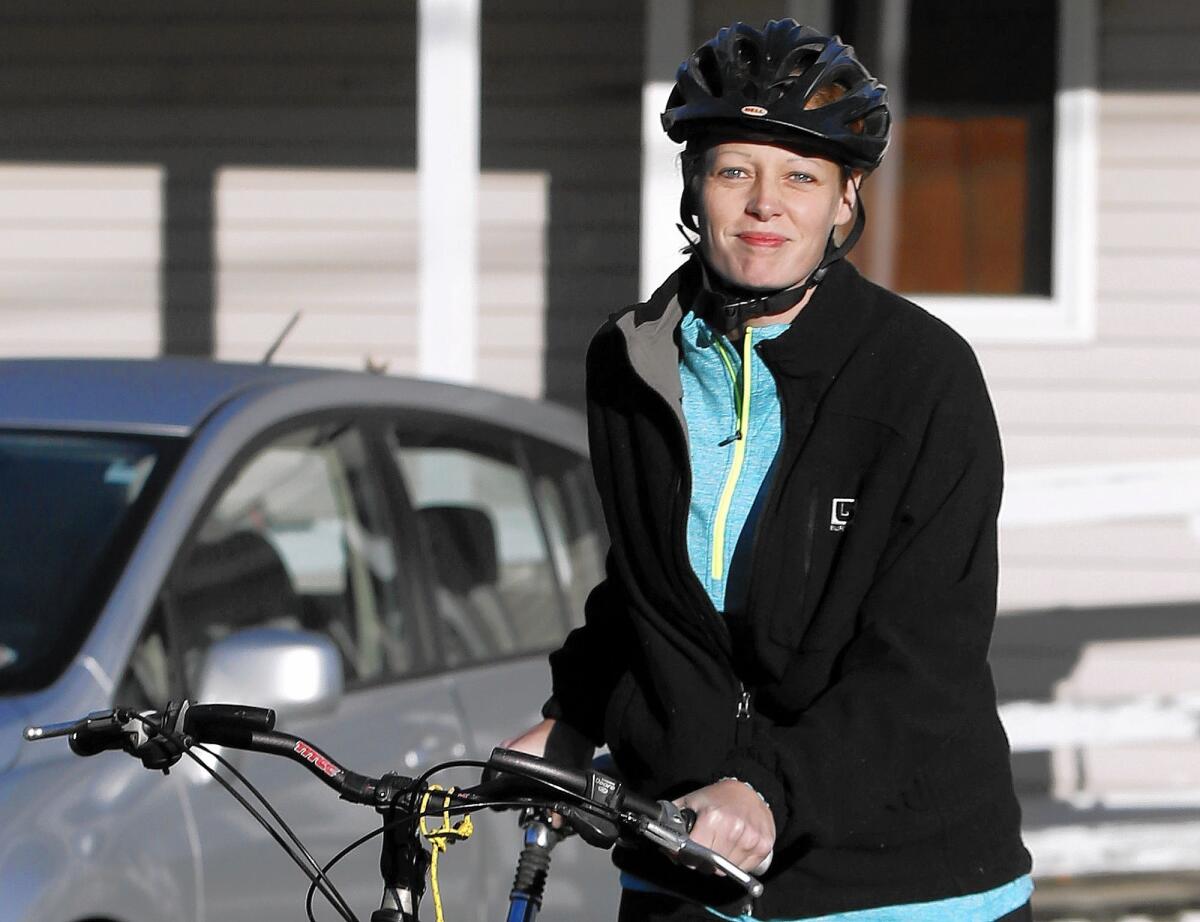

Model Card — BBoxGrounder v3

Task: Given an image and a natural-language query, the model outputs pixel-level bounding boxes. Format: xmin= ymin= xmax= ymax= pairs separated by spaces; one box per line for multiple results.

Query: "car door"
xmin=120 ymin=416 xmax=471 ymax=922
xmin=385 ymin=413 xmax=619 ymax=919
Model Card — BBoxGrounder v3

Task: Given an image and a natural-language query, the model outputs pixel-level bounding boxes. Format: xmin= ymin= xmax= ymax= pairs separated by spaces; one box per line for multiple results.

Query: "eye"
xmin=716 ymin=166 xmax=749 ymax=180
xmin=787 ymin=171 xmax=815 ymax=184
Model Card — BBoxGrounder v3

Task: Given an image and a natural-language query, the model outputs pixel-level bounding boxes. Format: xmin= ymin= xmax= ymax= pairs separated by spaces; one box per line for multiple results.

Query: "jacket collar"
xmin=620 ymin=257 xmax=883 ymax=386
xmin=615 ymin=270 xmax=689 ymax=435
xmin=755 ymin=258 xmax=882 ymax=383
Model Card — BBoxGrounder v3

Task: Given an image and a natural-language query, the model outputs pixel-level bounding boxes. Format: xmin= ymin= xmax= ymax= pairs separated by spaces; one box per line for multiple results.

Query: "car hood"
xmin=0 ymin=697 xmax=29 ymax=773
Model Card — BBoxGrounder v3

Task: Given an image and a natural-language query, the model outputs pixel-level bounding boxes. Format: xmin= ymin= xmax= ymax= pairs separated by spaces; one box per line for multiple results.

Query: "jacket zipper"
xmin=735 ymin=681 xmax=753 ymax=744
xmin=740 ymin=340 xmax=788 ymax=619
xmin=710 ymin=328 xmax=755 ymax=583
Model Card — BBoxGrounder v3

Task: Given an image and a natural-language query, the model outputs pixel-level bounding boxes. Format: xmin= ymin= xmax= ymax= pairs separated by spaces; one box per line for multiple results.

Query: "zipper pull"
xmin=737 ymin=687 xmax=752 ymax=720
xmin=718 ymin=430 xmax=743 ymax=447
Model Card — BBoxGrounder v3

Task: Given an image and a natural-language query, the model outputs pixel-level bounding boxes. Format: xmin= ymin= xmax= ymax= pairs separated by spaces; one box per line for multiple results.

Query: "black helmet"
xmin=662 ymin=20 xmax=890 ymax=171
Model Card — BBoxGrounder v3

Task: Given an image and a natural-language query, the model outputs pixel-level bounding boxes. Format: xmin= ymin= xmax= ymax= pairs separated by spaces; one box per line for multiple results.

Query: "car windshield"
xmin=0 ymin=431 xmax=182 ymax=695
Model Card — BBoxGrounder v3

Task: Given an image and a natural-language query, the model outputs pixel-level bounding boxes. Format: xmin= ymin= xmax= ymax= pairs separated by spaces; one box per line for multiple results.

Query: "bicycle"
xmin=24 ymin=699 xmax=765 ymax=922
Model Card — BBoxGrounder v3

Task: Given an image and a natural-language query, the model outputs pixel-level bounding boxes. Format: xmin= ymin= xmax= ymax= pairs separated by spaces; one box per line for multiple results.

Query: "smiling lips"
xmin=737 ymin=232 xmax=788 ymax=247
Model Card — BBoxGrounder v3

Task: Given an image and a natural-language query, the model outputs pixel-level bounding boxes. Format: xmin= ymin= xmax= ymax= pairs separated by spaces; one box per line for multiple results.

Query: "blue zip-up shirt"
xmin=680 ymin=310 xmax=789 ymax=612
xmin=663 ymin=309 xmax=1033 ymax=922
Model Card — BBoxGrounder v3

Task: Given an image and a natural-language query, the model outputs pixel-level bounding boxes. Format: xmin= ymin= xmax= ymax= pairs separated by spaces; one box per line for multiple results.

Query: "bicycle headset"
xmin=661 ymin=20 xmax=892 ymax=333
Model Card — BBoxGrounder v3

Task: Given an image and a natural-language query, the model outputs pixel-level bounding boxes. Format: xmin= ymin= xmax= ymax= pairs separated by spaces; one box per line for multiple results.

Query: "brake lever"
xmin=636 ymin=816 xmax=764 ymax=899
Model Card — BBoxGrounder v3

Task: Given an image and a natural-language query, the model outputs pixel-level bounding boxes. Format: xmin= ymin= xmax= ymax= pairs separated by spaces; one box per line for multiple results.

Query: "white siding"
xmin=0 ymin=164 xmax=162 ymax=357
xmin=215 ymin=168 xmax=548 ymax=397
xmin=983 ymin=1 xmax=1200 ymax=611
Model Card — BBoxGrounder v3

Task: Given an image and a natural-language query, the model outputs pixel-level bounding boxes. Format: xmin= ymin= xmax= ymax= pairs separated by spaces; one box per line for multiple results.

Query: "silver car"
xmin=0 ymin=358 xmax=619 ymax=922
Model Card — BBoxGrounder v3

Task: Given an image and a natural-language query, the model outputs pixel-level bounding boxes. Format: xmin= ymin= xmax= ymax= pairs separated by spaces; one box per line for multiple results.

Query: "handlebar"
xmin=25 ymin=702 xmax=764 ymax=901
xmin=485 ymin=746 xmax=664 ymax=820
xmin=25 ymin=702 xmax=403 ymax=803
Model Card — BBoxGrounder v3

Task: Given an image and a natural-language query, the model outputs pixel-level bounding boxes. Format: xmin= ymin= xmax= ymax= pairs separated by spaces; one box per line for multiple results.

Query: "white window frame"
xmin=639 ymin=0 xmax=1100 ymax=344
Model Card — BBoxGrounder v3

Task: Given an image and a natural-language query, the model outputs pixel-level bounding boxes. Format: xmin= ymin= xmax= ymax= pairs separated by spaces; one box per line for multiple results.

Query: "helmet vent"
xmin=694 ymin=45 xmax=724 ymax=98
xmin=732 ymin=36 xmax=761 ymax=74
xmin=780 ymin=46 xmax=821 ymax=80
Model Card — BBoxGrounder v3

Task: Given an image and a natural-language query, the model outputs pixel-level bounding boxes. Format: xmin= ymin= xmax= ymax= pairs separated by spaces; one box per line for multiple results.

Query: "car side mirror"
xmin=195 ymin=626 xmax=344 ymax=719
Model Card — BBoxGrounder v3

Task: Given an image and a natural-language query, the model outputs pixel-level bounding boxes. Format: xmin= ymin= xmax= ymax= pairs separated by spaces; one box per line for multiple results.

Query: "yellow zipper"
xmin=711 ymin=328 xmax=754 ymax=582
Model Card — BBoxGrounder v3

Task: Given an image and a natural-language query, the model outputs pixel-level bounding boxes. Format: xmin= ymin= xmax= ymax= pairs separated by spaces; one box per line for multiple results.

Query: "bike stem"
xmin=371 ymin=773 xmax=428 ymax=922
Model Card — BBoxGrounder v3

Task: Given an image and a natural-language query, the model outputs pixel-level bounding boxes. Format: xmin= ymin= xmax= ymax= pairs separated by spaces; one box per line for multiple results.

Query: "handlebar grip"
xmin=67 ymin=716 xmax=129 ymax=757
xmin=488 ymin=748 xmax=588 ymax=797
xmin=184 ymin=704 xmax=276 ymax=744
xmin=486 ymin=748 xmax=664 ymax=821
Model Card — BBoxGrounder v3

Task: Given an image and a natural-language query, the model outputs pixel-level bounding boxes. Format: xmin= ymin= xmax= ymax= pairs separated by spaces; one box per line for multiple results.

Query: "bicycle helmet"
xmin=663 ymin=20 xmax=890 ymax=170
xmin=663 ymin=21 xmax=891 ymax=332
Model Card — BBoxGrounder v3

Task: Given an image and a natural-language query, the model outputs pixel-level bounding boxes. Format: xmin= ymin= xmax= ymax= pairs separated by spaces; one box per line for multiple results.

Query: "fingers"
xmin=691 ymin=808 xmax=770 ymax=872
xmin=500 ymin=718 xmax=557 ymax=757
xmin=675 ymin=780 xmax=775 ymax=873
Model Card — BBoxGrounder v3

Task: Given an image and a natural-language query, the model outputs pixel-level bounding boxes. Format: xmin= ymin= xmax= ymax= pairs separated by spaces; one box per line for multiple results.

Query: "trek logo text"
xmin=294 ymin=740 xmax=341 ymax=778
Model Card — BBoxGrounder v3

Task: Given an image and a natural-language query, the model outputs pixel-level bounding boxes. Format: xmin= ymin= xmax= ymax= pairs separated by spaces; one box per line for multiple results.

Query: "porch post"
xmin=418 ymin=0 xmax=480 ymax=382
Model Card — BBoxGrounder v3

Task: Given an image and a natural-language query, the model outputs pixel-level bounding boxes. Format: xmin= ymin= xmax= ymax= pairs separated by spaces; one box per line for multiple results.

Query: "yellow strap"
xmin=418 ymin=785 xmax=475 ymax=922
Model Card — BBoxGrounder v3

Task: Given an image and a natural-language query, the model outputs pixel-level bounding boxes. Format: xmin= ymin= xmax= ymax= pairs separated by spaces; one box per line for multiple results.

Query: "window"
xmin=115 ymin=605 xmax=172 ymax=709
xmin=0 ymin=430 xmax=180 ymax=695
xmin=391 ymin=420 xmax=599 ymax=666
xmin=838 ymin=0 xmax=1098 ymax=341
xmin=522 ymin=441 xmax=606 ymax=623
xmin=169 ymin=422 xmax=412 ymax=694
xmin=881 ymin=1 xmax=1056 ymax=295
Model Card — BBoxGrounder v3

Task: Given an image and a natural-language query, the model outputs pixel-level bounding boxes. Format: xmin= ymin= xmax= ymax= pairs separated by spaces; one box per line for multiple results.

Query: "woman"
xmin=507 ymin=20 xmax=1032 ymax=921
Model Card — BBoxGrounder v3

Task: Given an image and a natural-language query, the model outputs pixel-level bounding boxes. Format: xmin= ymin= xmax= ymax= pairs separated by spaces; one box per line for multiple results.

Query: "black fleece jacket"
xmin=543 ymin=259 xmax=1031 ymax=918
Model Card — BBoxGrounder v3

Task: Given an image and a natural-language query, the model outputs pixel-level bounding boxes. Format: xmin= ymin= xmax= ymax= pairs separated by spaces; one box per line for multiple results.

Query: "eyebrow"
xmin=715 ymin=147 xmax=819 ymax=164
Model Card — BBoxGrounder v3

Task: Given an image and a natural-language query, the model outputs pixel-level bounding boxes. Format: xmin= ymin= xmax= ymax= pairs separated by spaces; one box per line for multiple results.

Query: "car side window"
xmin=391 ymin=422 xmax=575 ymax=667
xmin=521 ymin=440 xmax=605 ymax=627
xmin=115 ymin=603 xmax=174 ymax=710
xmin=170 ymin=422 xmax=412 ymax=694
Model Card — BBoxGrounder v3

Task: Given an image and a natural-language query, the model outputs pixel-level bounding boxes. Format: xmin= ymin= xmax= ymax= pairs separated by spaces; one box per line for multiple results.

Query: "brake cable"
xmin=125 ymin=711 xmax=359 ymax=922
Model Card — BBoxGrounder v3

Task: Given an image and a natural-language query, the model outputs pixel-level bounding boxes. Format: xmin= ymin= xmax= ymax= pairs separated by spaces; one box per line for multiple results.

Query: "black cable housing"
xmin=126 ymin=712 xmax=359 ymax=922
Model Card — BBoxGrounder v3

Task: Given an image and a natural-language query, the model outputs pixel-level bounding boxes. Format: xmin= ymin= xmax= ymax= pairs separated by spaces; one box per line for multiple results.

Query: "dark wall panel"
xmin=0 ymin=1 xmax=418 ymax=356
xmin=481 ymin=0 xmax=644 ymax=409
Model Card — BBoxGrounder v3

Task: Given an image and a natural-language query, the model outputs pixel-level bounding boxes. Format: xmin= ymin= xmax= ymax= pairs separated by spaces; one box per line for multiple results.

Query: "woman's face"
xmin=697 ymin=141 xmax=857 ymax=292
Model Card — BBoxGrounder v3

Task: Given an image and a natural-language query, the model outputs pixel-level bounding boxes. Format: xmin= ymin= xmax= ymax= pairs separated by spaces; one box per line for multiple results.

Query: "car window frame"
xmin=151 ymin=409 xmax=444 ymax=702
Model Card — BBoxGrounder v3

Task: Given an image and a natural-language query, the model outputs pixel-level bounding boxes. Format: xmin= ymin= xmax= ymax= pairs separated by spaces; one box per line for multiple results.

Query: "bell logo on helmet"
xmin=741 ymin=105 xmax=769 ymax=117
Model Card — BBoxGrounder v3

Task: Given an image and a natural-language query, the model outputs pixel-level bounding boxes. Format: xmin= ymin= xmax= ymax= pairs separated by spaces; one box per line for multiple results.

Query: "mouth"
xmin=736 ymin=232 xmax=788 ymax=248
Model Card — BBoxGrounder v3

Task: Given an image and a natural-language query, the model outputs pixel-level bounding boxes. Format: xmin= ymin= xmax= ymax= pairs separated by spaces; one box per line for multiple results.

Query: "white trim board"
xmin=1001 ymin=457 xmax=1200 ymax=530
xmin=418 ymin=0 xmax=480 ymax=384
xmin=640 ymin=79 xmax=686 ymax=300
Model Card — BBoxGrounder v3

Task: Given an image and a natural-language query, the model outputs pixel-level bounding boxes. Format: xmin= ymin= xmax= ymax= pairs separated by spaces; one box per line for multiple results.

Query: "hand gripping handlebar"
xmin=484 ymin=747 xmax=764 ymax=899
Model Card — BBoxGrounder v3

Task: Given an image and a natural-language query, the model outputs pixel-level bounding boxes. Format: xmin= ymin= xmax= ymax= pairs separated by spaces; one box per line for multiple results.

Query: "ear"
xmin=835 ymin=170 xmax=863 ymax=227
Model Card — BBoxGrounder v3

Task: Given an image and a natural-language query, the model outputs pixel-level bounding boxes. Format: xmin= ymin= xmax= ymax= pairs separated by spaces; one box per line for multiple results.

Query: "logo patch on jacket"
xmin=830 ymin=497 xmax=856 ymax=531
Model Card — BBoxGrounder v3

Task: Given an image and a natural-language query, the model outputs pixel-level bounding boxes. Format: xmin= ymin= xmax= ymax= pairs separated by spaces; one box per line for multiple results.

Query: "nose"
xmin=745 ymin=176 xmax=782 ymax=220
